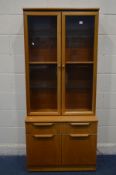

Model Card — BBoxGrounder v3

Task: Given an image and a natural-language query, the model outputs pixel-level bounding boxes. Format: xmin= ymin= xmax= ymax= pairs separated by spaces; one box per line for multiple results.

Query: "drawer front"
xmin=63 ymin=122 xmax=97 ymax=134
xmin=62 ymin=134 xmax=97 ymax=166
xmin=26 ymin=133 xmax=61 ymax=166
xmin=26 ymin=122 xmax=59 ymax=134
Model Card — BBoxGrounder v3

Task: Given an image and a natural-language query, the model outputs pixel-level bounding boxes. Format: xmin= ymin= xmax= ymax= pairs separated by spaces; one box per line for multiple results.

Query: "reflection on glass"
xmin=28 ymin=16 xmax=57 ymax=62
xmin=66 ymin=16 xmax=94 ymax=62
xmin=29 ymin=64 xmax=57 ymax=111
xmin=65 ymin=64 xmax=93 ymax=111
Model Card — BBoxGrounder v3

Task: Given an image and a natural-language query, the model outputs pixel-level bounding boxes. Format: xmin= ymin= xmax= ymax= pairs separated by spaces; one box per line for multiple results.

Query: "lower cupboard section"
xmin=26 ymin=121 xmax=97 ymax=170
xmin=26 ymin=136 xmax=97 ymax=169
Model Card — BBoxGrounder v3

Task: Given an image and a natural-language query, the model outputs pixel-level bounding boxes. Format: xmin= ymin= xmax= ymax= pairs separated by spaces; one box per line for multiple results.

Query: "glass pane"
xmin=28 ymin=16 xmax=57 ymax=62
xmin=29 ymin=64 xmax=57 ymax=112
xmin=66 ymin=16 xmax=94 ymax=62
xmin=65 ymin=64 xmax=93 ymax=111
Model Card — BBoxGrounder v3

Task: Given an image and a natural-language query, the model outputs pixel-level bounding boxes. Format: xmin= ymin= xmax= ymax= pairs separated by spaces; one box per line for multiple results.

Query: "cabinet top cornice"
xmin=23 ymin=8 xmax=99 ymax=12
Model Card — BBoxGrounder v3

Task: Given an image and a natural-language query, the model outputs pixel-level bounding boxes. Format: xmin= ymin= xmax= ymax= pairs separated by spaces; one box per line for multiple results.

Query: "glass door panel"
xmin=25 ymin=12 xmax=61 ymax=115
xmin=62 ymin=12 xmax=96 ymax=115
xmin=28 ymin=16 xmax=57 ymax=63
xmin=30 ymin=64 xmax=57 ymax=112
xmin=65 ymin=15 xmax=94 ymax=63
xmin=65 ymin=64 xmax=93 ymax=111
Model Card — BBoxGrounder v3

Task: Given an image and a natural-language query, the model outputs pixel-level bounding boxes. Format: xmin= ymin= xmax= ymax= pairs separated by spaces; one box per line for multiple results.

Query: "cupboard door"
xmin=62 ymin=12 xmax=98 ymax=115
xmin=62 ymin=134 xmax=97 ymax=166
xmin=26 ymin=134 xmax=61 ymax=167
xmin=24 ymin=12 xmax=61 ymax=115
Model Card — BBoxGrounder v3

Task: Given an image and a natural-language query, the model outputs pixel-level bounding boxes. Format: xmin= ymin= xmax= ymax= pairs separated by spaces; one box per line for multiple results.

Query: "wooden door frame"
xmin=23 ymin=11 xmax=62 ymax=116
xmin=61 ymin=11 xmax=99 ymax=116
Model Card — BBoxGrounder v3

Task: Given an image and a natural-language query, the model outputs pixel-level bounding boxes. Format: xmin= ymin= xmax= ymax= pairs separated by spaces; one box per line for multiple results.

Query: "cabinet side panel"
xmin=23 ymin=12 xmax=31 ymax=115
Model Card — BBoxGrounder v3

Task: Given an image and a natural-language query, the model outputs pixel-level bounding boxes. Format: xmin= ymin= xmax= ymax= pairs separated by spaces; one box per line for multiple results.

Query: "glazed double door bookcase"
xmin=24 ymin=8 xmax=99 ymax=171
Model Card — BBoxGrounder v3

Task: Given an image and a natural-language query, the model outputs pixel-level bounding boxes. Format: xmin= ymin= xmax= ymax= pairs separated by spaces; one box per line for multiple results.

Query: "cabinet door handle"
xmin=57 ymin=64 xmax=61 ymax=68
xmin=69 ymin=134 xmax=89 ymax=138
xmin=33 ymin=134 xmax=54 ymax=139
xmin=70 ymin=122 xmax=90 ymax=126
xmin=32 ymin=123 xmax=54 ymax=127
xmin=62 ymin=64 xmax=65 ymax=68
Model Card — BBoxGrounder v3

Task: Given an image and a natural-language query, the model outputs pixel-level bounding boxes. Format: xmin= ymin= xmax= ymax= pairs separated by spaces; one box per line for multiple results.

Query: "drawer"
xmin=63 ymin=122 xmax=97 ymax=134
xmin=26 ymin=122 xmax=59 ymax=134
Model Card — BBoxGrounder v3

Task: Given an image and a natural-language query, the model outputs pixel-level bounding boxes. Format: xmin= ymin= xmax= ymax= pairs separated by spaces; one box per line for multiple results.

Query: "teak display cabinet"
xmin=23 ymin=8 xmax=99 ymax=171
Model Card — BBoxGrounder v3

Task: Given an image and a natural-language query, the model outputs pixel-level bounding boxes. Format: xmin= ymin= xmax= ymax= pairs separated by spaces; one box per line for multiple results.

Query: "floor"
xmin=0 ymin=155 xmax=116 ymax=175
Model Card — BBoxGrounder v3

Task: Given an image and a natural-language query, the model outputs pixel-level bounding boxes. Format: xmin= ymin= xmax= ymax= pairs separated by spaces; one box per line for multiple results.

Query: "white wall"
xmin=0 ymin=0 xmax=116 ymax=155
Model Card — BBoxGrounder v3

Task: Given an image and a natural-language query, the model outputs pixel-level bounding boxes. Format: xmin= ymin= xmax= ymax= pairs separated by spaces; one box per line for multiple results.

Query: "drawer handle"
xmin=32 ymin=123 xmax=54 ymax=127
xmin=33 ymin=134 xmax=54 ymax=139
xmin=69 ymin=134 xmax=89 ymax=138
xmin=70 ymin=123 xmax=90 ymax=126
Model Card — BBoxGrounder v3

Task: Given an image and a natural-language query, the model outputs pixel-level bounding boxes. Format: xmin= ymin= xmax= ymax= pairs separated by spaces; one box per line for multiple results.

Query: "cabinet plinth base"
xmin=27 ymin=166 xmax=96 ymax=171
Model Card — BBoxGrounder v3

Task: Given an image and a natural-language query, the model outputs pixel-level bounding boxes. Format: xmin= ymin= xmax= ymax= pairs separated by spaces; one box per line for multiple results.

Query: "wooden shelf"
xmin=65 ymin=108 xmax=92 ymax=112
xmin=29 ymin=61 xmax=57 ymax=64
xmin=66 ymin=61 xmax=94 ymax=64
xmin=30 ymin=108 xmax=57 ymax=113
xmin=30 ymin=61 xmax=93 ymax=64
xmin=30 ymin=29 xmax=56 ymax=33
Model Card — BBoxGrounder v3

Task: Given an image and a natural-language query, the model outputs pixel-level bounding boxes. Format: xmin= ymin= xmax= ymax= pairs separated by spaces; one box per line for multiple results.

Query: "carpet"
xmin=0 ymin=155 xmax=116 ymax=175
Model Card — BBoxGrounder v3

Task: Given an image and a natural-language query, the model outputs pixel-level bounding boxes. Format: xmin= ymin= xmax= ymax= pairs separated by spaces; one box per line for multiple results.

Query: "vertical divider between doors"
xmin=60 ymin=124 xmax=62 ymax=166
xmin=60 ymin=12 xmax=63 ymax=166
xmin=57 ymin=12 xmax=62 ymax=115
xmin=61 ymin=12 xmax=65 ymax=115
